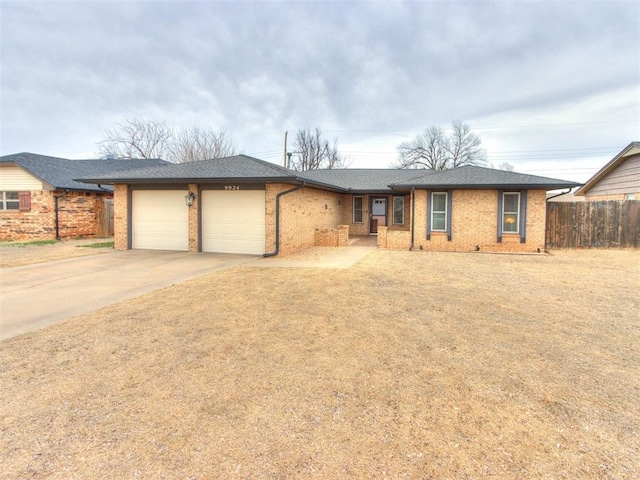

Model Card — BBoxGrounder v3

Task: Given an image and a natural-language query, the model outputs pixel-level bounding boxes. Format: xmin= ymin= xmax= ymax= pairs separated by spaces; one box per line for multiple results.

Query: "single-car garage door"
xmin=132 ymin=190 xmax=189 ymax=251
xmin=202 ymin=190 xmax=265 ymax=254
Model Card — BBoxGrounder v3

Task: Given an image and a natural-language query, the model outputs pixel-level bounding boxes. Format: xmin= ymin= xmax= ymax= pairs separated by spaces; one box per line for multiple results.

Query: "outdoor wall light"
xmin=185 ymin=191 xmax=196 ymax=207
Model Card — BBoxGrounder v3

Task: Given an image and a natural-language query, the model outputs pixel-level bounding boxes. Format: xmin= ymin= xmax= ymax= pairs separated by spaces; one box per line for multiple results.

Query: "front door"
xmin=370 ymin=197 xmax=387 ymax=234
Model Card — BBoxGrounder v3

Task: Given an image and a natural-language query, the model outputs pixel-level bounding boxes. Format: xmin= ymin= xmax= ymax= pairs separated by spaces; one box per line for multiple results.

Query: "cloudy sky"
xmin=1 ymin=0 xmax=638 ymax=182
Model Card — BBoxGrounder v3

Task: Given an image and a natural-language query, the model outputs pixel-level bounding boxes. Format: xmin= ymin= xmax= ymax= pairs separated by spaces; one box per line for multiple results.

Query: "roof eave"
xmin=574 ymin=141 xmax=640 ymax=196
xmin=347 ymin=188 xmax=401 ymax=194
xmin=76 ymin=175 xmax=299 ymax=185
xmin=53 ymin=185 xmax=113 ymax=193
xmin=390 ymin=183 xmax=582 ymax=191
xmin=296 ymin=178 xmax=349 ymax=193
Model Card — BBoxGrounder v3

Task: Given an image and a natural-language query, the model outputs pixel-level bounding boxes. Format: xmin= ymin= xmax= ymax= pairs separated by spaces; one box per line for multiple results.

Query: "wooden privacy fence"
xmin=96 ymin=197 xmax=114 ymax=237
xmin=546 ymin=200 xmax=640 ymax=248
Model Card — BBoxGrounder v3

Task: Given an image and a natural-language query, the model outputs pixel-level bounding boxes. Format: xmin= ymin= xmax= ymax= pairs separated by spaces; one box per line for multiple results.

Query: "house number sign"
xmin=224 ymin=185 xmax=240 ymax=190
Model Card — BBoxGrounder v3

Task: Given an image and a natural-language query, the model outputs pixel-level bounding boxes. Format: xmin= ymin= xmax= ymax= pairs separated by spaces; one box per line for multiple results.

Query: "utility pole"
xmin=283 ymin=131 xmax=288 ymax=168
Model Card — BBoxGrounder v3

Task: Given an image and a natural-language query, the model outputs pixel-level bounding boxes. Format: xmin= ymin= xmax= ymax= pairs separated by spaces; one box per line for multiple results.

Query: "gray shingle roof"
xmin=297 ymin=169 xmax=431 ymax=192
xmin=390 ymin=165 xmax=582 ymax=190
xmin=0 ymin=153 xmax=169 ymax=192
xmin=78 ymin=155 xmax=297 ymax=184
xmin=72 ymin=153 xmax=581 ymax=192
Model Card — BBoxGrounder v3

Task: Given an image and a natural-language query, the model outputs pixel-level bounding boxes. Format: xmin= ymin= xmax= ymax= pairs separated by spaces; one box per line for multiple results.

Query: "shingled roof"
xmin=75 ymin=154 xmax=581 ymax=192
xmin=390 ymin=165 xmax=581 ymax=191
xmin=297 ymin=169 xmax=430 ymax=193
xmin=0 ymin=153 xmax=169 ymax=192
xmin=78 ymin=155 xmax=298 ymax=184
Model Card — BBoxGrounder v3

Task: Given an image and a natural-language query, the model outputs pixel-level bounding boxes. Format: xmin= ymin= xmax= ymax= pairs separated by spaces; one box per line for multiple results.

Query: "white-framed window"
xmin=431 ymin=192 xmax=447 ymax=231
xmin=392 ymin=196 xmax=404 ymax=225
xmin=502 ymin=192 xmax=520 ymax=233
xmin=0 ymin=191 xmax=20 ymax=210
xmin=353 ymin=195 xmax=364 ymax=223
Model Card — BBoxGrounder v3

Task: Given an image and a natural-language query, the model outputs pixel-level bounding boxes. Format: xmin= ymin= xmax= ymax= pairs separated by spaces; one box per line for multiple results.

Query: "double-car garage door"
xmin=132 ymin=189 xmax=265 ymax=254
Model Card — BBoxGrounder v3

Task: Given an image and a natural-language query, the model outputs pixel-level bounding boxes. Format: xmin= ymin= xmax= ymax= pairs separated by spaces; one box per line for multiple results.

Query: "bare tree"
xmin=395 ymin=126 xmax=450 ymax=170
xmin=489 ymin=161 xmax=516 ymax=171
xmin=169 ymin=127 xmax=239 ymax=163
xmin=290 ymin=127 xmax=349 ymax=171
xmin=97 ymin=119 xmax=240 ymax=162
xmin=394 ymin=122 xmax=486 ymax=170
xmin=446 ymin=121 xmax=487 ymax=168
xmin=97 ymin=118 xmax=174 ymax=159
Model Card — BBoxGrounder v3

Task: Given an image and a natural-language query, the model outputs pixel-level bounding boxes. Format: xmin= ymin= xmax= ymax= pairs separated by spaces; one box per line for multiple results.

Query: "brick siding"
xmin=382 ymin=189 xmax=547 ymax=253
xmin=266 ymin=184 xmax=345 ymax=255
xmin=113 ymin=185 xmax=128 ymax=250
xmin=377 ymin=227 xmax=411 ymax=250
xmin=114 ymin=183 xmax=347 ymax=255
xmin=111 ymin=183 xmax=548 ymax=255
xmin=314 ymin=225 xmax=350 ymax=247
xmin=0 ymin=190 xmax=112 ymax=241
xmin=342 ymin=193 xmax=411 ymax=236
xmin=188 ymin=184 xmax=199 ymax=253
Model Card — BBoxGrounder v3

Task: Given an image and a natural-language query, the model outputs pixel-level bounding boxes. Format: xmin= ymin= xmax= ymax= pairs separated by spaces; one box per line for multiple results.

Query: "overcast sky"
xmin=1 ymin=0 xmax=638 ymax=182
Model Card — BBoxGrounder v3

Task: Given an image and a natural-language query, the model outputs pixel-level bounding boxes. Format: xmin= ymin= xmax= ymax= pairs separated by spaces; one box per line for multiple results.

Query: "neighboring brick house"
xmin=0 ymin=153 xmax=168 ymax=241
xmin=574 ymin=141 xmax=640 ymax=201
xmin=79 ymin=155 xmax=579 ymax=255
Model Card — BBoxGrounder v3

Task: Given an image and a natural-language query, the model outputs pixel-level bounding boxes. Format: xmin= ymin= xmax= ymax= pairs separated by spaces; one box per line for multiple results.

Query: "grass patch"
xmin=76 ymin=241 xmax=114 ymax=249
xmin=1 ymin=249 xmax=638 ymax=478
xmin=0 ymin=239 xmax=58 ymax=247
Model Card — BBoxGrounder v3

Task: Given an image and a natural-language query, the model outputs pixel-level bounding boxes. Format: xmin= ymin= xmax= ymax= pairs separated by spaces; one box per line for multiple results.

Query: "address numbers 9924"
xmin=224 ymin=185 xmax=240 ymax=190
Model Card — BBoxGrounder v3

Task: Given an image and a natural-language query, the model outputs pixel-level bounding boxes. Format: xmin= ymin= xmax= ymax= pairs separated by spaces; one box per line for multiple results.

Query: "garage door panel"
xmin=133 ymin=190 xmax=189 ymax=251
xmin=202 ymin=190 xmax=265 ymax=254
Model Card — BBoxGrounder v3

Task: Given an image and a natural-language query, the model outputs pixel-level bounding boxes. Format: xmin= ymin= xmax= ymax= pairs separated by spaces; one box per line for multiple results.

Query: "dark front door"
xmin=370 ymin=197 xmax=387 ymax=234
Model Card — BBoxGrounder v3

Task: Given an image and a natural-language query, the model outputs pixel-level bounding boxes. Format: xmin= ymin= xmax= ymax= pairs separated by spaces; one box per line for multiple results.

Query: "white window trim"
xmin=431 ymin=192 xmax=447 ymax=232
xmin=392 ymin=196 xmax=404 ymax=225
xmin=353 ymin=195 xmax=364 ymax=224
xmin=502 ymin=192 xmax=520 ymax=234
xmin=1 ymin=191 xmax=20 ymax=211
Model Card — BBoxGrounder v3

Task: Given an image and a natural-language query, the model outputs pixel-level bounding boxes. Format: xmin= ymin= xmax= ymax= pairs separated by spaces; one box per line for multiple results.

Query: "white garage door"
xmin=202 ymin=190 xmax=265 ymax=254
xmin=132 ymin=190 xmax=189 ymax=251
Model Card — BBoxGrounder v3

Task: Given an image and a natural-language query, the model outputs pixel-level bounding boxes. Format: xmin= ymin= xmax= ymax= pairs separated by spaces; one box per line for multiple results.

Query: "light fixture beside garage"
xmin=184 ymin=191 xmax=196 ymax=207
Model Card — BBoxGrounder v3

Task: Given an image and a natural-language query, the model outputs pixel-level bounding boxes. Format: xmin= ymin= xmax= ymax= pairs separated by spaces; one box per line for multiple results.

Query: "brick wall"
xmin=337 ymin=224 xmax=349 ymax=246
xmin=113 ymin=184 xmax=128 ymax=250
xmin=314 ymin=225 xmax=350 ymax=246
xmin=108 ymin=182 xmax=548 ymax=255
xmin=0 ymin=191 xmax=53 ymax=240
xmin=346 ymin=193 xmax=369 ymax=235
xmin=266 ymin=184 xmax=345 ymax=255
xmin=377 ymin=226 xmax=411 ymax=250
xmin=342 ymin=193 xmax=411 ymax=235
xmin=0 ymin=190 xmax=112 ymax=241
xmin=188 ymin=184 xmax=199 ymax=253
xmin=57 ymin=192 xmax=108 ymax=239
xmin=383 ymin=189 xmax=547 ymax=253
xmin=113 ymin=183 xmax=346 ymax=254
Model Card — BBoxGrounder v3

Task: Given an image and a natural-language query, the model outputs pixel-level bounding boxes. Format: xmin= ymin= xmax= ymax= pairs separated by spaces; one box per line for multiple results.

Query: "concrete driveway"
xmin=0 ymin=250 xmax=258 ymax=340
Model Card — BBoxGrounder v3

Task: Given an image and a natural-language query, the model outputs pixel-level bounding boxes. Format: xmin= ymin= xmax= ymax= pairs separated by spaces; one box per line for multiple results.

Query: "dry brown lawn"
xmin=1 ymin=249 xmax=639 ymax=479
xmin=0 ymin=239 xmax=113 ymax=268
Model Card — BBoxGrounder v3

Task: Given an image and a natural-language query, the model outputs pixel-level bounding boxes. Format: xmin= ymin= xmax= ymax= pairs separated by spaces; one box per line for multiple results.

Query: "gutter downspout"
xmin=54 ymin=190 xmax=70 ymax=240
xmin=409 ymin=188 xmax=416 ymax=250
xmin=546 ymin=187 xmax=574 ymax=201
xmin=263 ymin=181 xmax=306 ymax=257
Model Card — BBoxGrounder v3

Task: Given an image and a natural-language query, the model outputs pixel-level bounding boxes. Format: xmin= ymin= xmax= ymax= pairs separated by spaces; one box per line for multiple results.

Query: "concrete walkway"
xmin=0 ymin=250 xmax=258 ymax=340
xmin=252 ymin=245 xmax=375 ymax=269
